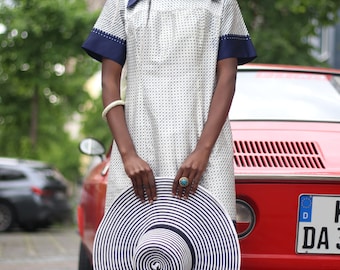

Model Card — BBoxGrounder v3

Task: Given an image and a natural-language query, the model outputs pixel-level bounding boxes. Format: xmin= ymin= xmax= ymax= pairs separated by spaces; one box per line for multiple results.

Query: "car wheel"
xmin=78 ymin=241 xmax=93 ymax=270
xmin=0 ymin=202 xmax=15 ymax=232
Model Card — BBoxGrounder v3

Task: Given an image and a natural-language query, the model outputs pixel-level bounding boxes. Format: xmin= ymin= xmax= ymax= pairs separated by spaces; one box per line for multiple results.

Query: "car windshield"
xmin=230 ymin=71 xmax=340 ymax=122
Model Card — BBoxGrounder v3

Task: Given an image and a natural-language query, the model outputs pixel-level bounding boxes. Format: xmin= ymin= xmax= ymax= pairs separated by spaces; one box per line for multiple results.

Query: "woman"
xmin=83 ymin=0 xmax=256 ymax=226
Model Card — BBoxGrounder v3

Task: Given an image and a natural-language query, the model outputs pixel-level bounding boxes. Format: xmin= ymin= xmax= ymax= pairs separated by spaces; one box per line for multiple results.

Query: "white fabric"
xmin=94 ymin=0 xmax=252 ymax=219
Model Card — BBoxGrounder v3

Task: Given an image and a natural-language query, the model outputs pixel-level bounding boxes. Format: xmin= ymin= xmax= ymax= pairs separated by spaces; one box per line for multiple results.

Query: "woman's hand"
xmin=122 ymin=152 xmax=157 ymax=203
xmin=172 ymin=58 xmax=238 ymax=199
xmin=172 ymin=148 xmax=210 ymax=199
xmin=101 ymin=58 xmax=156 ymax=203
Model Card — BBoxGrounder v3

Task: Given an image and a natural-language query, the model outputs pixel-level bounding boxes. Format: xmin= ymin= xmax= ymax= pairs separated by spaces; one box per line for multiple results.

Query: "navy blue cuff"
xmin=82 ymin=29 xmax=126 ymax=66
xmin=218 ymin=34 xmax=257 ymax=65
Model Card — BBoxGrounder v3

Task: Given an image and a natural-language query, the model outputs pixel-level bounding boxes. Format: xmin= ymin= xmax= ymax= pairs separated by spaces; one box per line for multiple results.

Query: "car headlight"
xmin=236 ymin=199 xmax=256 ymax=239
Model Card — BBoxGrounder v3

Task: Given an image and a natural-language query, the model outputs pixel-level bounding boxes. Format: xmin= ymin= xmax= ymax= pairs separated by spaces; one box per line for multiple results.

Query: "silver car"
xmin=0 ymin=157 xmax=71 ymax=231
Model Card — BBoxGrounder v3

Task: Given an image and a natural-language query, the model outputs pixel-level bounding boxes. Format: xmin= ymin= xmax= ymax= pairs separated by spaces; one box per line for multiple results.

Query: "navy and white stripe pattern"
xmin=93 ymin=178 xmax=240 ymax=270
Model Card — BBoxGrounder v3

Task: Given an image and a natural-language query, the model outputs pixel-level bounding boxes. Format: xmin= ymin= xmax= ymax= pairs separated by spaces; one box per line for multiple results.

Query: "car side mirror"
xmin=79 ymin=138 xmax=106 ymax=156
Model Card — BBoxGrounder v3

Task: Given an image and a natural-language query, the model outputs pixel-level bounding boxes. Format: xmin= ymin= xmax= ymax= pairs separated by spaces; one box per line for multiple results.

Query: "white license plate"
xmin=296 ymin=195 xmax=340 ymax=254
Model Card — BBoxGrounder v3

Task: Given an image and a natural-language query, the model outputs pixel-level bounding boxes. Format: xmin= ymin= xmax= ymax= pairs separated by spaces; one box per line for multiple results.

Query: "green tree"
xmin=240 ymin=0 xmax=340 ymax=65
xmin=0 ymin=0 xmax=99 ymax=181
xmin=81 ymin=95 xmax=113 ymax=150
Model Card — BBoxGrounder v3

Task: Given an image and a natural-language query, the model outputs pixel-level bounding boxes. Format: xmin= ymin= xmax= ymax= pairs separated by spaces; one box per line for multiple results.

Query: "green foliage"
xmin=0 ymin=0 xmax=99 ymax=181
xmin=81 ymin=97 xmax=113 ymax=150
xmin=239 ymin=0 xmax=340 ymax=65
xmin=1 ymin=0 xmax=339 ymax=182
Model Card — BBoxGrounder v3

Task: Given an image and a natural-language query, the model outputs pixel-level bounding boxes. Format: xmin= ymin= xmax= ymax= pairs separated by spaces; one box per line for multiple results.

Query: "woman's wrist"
xmin=119 ymin=147 xmax=138 ymax=161
xmin=194 ymin=142 xmax=213 ymax=156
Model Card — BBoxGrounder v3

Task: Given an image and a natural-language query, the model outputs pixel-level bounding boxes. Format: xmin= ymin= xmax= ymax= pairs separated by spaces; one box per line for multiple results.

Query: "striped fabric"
xmin=93 ymin=178 xmax=240 ymax=270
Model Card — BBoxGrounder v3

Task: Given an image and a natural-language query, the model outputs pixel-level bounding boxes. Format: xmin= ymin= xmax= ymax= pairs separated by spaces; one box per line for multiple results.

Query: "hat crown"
xmin=150 ymin=262 xmax=160 ymax=270
xmin=133 ymin=227 xmax=193 ymax=270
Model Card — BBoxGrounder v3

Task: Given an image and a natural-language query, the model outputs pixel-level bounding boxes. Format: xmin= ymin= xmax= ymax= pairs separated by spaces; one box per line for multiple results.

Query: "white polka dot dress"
xmin=83 ymin=0 xmax=256 ymax=220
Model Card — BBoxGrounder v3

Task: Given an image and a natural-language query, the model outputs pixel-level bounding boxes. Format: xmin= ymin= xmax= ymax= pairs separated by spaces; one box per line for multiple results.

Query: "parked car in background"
xmin=77 ymin=64 xmax=340 ymax=270
xmin=0 ymin=157 xmax=72 ymax=232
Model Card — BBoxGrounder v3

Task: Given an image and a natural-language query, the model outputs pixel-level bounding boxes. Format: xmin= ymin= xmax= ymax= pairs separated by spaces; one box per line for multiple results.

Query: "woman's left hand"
xmin=172 ymin=148 xmax=210 ymax=199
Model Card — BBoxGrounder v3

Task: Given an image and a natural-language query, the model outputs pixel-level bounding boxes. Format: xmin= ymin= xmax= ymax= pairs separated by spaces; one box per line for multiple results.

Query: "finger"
xmin=177 ymin=177 xmax=187 ymax=199
xmin=142 ymin=170 xmax=156 ymax=204
xmin=141 ymin=172 xmax=151 ymax=203
xmin=148 ymin=171 xmax=157 ymax=202
xmin=177 ymin=170 xmax=190 ymax=199
xmin=190 ymin=177 xmax=200 ymax=194
xmin=135 ymin=177 xmax=145 ymax=202
xmin=191 ymin=170 xmax=204 ymax=194
xmin=183 ymin=171 xmax=196 ymax=199
xmin=131 ymin=177 xmax=139 ymax=197
xmin=172 ymin=169 xmax=183 ymax=196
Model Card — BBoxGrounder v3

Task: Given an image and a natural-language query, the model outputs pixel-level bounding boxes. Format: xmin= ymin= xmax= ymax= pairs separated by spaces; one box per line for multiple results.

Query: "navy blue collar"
xmin=127 ymin=0 xmax=139 ymax=8
xmin=128 ymin=0 xmax=219 ymax=8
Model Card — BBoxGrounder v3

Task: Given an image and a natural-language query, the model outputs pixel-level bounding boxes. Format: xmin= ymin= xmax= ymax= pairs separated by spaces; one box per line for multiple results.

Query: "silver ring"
xmin=179 ymin=177 xmax=189 ymax=188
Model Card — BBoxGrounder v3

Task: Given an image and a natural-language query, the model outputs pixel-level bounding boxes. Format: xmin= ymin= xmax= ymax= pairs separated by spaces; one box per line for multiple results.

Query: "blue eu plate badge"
xmin=298 ymin=195 xmax=313 ymax=222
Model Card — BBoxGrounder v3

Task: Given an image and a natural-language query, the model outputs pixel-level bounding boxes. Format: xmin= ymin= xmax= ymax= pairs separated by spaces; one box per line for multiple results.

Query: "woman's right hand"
xmin=122 ymin=152 xmax=157 ymax=204
xmin=101 ymin=58 xmax=156 ymax=204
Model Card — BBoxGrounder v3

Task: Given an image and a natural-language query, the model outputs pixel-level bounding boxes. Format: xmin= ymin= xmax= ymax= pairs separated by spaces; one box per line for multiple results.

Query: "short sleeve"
xmin=218 ymin=0 xmax=256 ymax=65
xmin=82 ymin=0 xmax=126 ymax=66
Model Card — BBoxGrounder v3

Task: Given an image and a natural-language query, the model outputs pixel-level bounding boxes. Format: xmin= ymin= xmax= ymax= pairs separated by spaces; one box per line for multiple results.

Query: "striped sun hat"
xmin=93 ymin=177 xmax=240 ymax=270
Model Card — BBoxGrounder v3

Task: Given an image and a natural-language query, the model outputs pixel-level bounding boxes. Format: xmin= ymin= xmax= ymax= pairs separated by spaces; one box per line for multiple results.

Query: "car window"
xmin=230 ymin=71 xmax=340 ymax=122
xmin=0 ymin=168 xmax=26 ymax=181
xmin=331 ymin=75 xmax=340 ymax=93
xmin=34 ymin=167 xmax=66 ymax=184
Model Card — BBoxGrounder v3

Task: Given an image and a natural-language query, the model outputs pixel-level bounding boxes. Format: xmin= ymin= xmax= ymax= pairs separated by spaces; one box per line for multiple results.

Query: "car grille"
xmin=233 ymin=140 xmax=325 ymax=169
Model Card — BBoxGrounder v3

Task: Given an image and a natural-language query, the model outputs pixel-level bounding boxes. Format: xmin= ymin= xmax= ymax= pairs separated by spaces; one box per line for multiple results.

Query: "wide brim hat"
xmin=93 ymin=177 xmax=240 ymax=270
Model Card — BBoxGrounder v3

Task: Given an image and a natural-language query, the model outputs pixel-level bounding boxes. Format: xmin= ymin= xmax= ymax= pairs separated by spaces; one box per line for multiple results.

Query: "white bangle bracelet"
xmin=102 ymin=99 xmax=125 ymax=120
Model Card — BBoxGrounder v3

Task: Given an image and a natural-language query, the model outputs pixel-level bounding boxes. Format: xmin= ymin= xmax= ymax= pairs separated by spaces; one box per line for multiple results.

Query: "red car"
xmin=77 ymin=64 xmax=340 ymax=270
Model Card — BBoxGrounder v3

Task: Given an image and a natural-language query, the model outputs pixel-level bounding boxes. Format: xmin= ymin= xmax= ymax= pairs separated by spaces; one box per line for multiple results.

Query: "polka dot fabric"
xmin=83 ymin=0 xmax=256 ymax=220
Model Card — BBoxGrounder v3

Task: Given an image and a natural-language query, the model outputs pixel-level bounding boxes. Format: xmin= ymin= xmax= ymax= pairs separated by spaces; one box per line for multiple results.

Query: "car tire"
xmin=0 ymin=202 xmax=15 ymax=232
xmin=78 ymin=241 xmax=93 ymax=270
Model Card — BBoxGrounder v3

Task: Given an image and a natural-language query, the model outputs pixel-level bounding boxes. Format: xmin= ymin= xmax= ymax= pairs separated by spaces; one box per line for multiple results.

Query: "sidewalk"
xmin=0 ymin=226 xmax=79 ymax=270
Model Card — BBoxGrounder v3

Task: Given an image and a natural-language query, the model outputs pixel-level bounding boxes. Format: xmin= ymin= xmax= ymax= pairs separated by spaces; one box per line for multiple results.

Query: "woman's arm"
xmin=172 ymin=57 xmax=238 ymax=198
xmin=102 ymin=58 xmax=156 ymax=203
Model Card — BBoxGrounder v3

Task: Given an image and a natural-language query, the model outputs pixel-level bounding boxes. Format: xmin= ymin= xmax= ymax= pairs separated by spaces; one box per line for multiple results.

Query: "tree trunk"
xmin=30 ymin=87 xmax=39 ymax=151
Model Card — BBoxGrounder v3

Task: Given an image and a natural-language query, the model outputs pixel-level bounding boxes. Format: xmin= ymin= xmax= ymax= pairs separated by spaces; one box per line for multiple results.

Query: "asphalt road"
xmin=0 ymin=226 xmax=80 ymax=270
